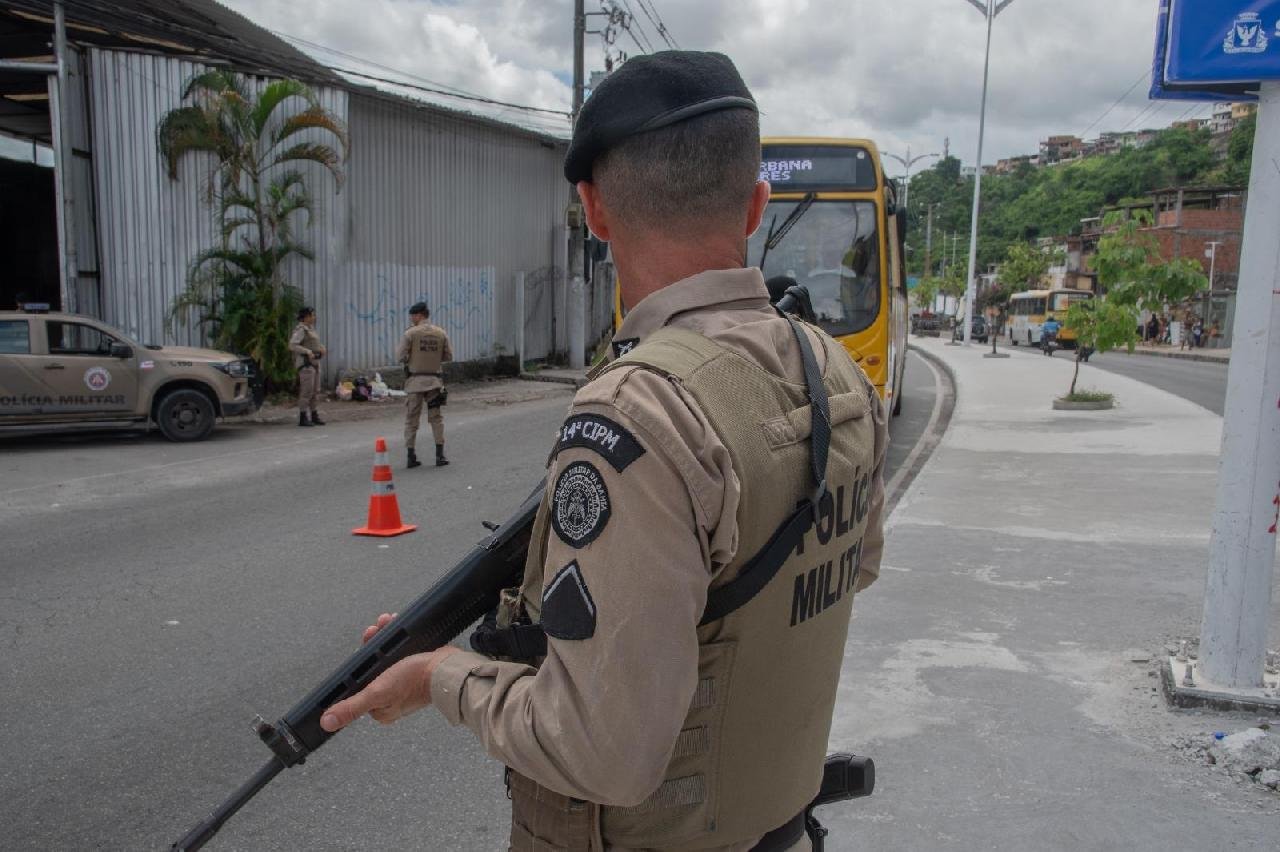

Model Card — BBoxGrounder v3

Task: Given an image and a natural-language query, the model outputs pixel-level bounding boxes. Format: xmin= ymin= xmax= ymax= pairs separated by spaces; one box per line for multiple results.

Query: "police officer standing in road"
xmin=396 ymin=302 xmax=453 ymax=468
xmin=289 ymin=306 xmax=325 ymax=427
xmin=321 ymin=51 xmax=887 ymax=851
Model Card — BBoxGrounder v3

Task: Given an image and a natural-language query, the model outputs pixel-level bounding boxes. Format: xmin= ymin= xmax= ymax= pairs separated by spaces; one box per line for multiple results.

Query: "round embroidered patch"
xmin=552 ymin=461 xmax=611 ymax=547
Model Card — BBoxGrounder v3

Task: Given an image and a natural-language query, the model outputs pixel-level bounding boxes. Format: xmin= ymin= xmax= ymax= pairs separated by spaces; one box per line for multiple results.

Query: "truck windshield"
xmin=748 ymin=200 xmax=880 ymax=337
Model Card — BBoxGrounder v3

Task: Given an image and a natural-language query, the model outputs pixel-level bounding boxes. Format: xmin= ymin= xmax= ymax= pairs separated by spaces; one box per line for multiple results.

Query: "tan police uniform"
xmin=430 ymin=267 xmax=888 ymax=851
xmin=288 ymin=322 xmax=324 ymax=414
xmin=396 ymin=321 xmax=453 ymax=450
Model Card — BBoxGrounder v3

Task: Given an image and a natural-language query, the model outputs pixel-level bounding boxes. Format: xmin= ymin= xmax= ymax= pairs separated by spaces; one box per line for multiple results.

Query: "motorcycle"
xmin=1040 ymin=330 xmax=1058 ymax=356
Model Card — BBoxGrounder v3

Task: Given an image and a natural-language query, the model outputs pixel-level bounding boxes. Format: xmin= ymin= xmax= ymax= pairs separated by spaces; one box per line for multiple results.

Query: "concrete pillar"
xmin=515 ymin=271 xmax=526 ymax=373
xmin=1198 ymin=81 xmax=1280 ymax=689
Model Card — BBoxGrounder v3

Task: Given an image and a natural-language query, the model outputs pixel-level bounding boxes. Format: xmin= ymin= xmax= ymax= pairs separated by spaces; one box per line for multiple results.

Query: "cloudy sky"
xmin=222 ymin=0 xmax=1194 ymax=168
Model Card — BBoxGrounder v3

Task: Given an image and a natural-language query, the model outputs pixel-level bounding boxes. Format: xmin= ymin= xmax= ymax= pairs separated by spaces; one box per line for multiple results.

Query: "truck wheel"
xmin=892 ymin=389 xmax=903 ymax=417
xmin=156 ymin=388 xmax=215 ymax=442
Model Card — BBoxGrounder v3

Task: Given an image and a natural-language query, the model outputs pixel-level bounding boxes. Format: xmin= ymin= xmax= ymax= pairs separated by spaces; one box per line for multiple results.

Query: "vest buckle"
xmin=810 ymin=477 xmax=828 ymax=523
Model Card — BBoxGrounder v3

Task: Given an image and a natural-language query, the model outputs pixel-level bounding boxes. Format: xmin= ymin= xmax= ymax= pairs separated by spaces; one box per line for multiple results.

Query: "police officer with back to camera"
xmin=397 ymin=302 xmax=453 ymax=468
xmin=288 ymin=306 xmax=325 ymax=427
xmin=320 ymin=50 xmax=888 ymax=851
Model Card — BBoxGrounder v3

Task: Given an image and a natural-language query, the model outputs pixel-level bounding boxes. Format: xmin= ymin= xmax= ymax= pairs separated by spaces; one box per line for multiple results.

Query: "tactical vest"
xmin=406 ymin=324 xmax=447 ymax=376
xmin=293 ymin=323 xmax=322 ymax=369
xmin=510 ymin=324 xmax=878 ymax=849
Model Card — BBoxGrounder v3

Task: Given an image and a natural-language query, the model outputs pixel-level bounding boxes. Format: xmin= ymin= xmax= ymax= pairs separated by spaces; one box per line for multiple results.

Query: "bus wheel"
xmin=892 ymin=389 xmax=903 ymax=417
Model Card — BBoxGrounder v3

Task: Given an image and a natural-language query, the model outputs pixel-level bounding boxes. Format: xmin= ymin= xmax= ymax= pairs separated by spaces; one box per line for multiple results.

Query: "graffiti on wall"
xmin=344 ymin=265 xmax=495 ymax=362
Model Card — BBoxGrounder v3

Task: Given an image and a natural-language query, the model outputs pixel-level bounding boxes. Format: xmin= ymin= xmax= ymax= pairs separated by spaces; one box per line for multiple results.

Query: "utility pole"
xmin=1198 ymin=81 xmax=1280 ymax=690
xmin=567 ymin=0 xmax=587 ymax=369
xmin=959 ymin=0 xmax=1017 ymax=344
xmin=53 ymin=1 xmax=78 ymax=314
xmin=924 ymin=203 xmax=939 ymax=277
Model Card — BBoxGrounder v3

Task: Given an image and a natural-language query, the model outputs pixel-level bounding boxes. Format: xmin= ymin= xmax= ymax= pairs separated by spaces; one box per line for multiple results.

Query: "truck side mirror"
xmin=110 ymin=342 xmax=133 ymax=359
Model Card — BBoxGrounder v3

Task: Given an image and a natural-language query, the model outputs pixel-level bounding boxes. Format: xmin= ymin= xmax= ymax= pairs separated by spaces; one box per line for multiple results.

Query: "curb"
xmin=886 ymin=344 xmax=958 ymax=515
xmin=1126 ymin=348 xmax=1229 ymax=365
xmin=519 ymin=372 xmax=587 ymax=389
xmin=1160 ymin=658 xmax=1280 ymax=714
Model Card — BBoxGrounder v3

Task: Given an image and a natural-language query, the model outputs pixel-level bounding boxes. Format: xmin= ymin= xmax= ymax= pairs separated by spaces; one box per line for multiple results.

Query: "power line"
xmin=616 ymin=0 xmax=656 ymax=52
xmin=634 ymin=0 xmax=679 ymax=49
xmin=271 ymin=29 xmax=481 ymax=100
xmin=331 ymin=67 xmax=570 ymax=118
xmin=1119 ymin=99 xmax=1165 ymax=133
xmin=1079 ymin=70 xmax=1150 ymax=138
xmin=264 ymin=29 xmax=570 ymax=119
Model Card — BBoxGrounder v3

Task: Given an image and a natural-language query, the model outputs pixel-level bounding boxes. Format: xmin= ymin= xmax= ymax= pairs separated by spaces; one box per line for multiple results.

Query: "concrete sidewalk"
xmin=825 ymin=337 xmax=1278 ymax=849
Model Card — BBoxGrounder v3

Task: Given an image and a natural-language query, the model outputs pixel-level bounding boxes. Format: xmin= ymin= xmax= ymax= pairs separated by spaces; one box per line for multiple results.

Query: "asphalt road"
xmin=0 ymin=358 xmax=945 ymax=852
xmin=1003 ymin=342 xmax=1229 ymax=415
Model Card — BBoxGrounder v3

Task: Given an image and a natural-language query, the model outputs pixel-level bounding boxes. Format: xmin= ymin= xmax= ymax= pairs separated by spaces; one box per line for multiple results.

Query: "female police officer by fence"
xmin=288 ymin=306 xmax=325 ymax=427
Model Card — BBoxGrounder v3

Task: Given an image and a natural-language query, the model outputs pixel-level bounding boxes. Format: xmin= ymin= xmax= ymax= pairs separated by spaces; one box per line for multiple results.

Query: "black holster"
xmin=752 ymin=753 xmax=875 ymax=852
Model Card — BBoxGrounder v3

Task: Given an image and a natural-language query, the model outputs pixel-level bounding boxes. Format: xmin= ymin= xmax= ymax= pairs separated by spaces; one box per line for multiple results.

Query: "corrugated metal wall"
xmin=342 ymin=93 xmax=569 ymax=367
xmin=84 ymin=49 xmax=569 ymax=373
xmin=86 ymin=49 xmax=347 ymax=351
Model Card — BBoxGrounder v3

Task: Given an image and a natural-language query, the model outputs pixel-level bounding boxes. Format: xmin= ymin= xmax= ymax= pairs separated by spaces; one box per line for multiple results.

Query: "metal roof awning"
xmin=0 ymin=0 xmax=340 ymax=142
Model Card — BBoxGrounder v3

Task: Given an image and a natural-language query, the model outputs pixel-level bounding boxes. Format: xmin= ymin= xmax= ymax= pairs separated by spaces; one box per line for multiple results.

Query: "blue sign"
xmin=1154 ymin=1 xmax=1280 ymax=98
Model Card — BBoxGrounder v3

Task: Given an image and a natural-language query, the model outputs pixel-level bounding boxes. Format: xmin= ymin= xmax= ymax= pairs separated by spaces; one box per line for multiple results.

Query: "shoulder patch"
xmin=541 ymin=561 xmax=597 ymax=640
xmin=551 ymin=461 xmax=611 ymax=547
xmin=555 ymin=413 xmax=646 ymax=472
xmin=612 ymin=337 xmax=640 ymax=358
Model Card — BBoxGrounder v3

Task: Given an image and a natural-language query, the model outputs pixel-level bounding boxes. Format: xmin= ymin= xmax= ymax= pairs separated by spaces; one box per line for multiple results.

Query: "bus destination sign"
xmin=760 ymin=145 xmax=877 ymax=191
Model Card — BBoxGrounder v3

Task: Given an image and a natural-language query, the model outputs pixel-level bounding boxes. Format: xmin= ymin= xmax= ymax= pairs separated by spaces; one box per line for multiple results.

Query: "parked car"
xmin=0 ymin=309 xmax=262 ymax=441
xmin=951 ymin=316 xmax=989 ymax=343
xmin=912 ymin=312 xmax=942 ymax=337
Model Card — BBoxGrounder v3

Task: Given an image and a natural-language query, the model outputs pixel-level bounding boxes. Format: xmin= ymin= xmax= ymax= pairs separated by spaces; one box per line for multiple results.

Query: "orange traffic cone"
xmin=353 ymin=437 xmax=417 ymax=537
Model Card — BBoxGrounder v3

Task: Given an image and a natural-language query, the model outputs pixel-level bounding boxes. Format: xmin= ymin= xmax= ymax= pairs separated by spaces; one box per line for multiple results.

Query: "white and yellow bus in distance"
xmin=746 ymin=138 xmax=909 ymax=415
xmin=1006 ymin=289 xmax=1092 ymax=348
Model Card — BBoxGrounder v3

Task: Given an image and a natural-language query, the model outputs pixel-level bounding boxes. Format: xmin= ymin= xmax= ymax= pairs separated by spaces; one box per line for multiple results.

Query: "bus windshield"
xmin=748 ymin=200 xmax=880 ymax=337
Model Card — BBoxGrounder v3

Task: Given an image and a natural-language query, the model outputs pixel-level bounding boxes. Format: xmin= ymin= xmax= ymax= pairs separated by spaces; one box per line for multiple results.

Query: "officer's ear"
xmin=745 ymin=180 xmax=771 ymax=239
xmin=577 ymin=181 xmax=612 ymax=242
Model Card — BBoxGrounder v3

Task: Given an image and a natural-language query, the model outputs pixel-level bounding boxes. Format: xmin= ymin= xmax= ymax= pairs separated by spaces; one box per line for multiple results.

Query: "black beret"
xmin=564 ymin=50 xmax=757 ymax=184
xmin=409 ymin=302 xmax=428 ymax=315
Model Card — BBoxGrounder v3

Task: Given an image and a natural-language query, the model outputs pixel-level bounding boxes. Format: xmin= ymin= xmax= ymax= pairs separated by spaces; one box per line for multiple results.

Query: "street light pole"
xmin=884 ymin=146 xmax=939 ymax=214
xmin=959 ymin=0 xmax=1016 ymax=344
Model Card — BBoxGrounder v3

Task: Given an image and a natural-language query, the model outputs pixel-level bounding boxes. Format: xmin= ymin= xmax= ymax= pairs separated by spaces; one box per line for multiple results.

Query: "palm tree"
xmin=159 ymin=70 xmax=348 ymax=386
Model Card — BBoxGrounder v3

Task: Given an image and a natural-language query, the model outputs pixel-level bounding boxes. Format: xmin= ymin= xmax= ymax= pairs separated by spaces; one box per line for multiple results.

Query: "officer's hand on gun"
xmin=317 ymin=613 xmax=460 ymax=733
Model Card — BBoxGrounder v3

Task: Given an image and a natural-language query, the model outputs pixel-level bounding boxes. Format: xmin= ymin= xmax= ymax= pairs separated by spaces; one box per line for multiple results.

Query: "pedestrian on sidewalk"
xmin=288 ymin=306 xmax=325 ymax=427
xmin=318 ymin=50 xmax=888 ymax=851
xmin=397 ymin=302 xmax=452 ymax=468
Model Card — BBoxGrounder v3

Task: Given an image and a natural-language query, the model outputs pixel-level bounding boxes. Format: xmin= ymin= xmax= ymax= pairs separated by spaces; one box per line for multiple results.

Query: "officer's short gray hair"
xmin=593 ymin=109 xmax=760 ymax=235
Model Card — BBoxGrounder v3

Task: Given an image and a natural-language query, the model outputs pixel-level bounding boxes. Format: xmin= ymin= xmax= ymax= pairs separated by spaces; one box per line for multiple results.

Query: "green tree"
xmin=158 ymin=70 xmax=349 ymax=387
xmin=913 ymin=276 xmax=941 ymax=312
xmin=1224 ymin=112 xmax=1257 ymax=185
xmin=999 ymin=241 xmax=1065 ymax=292
xmin=1062 ymin=298 xmax=1138 ymax=398
xmin=1095 ymin=210 xmax=1207 ymax=311
xmin=903 ymin=125 xmax=1229 ymax=276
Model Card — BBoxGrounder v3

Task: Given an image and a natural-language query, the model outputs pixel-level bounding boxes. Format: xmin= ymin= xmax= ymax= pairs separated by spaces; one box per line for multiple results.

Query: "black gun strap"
xmin=785 ymin=315 xmax=830 ymax=506
xmin=698 ymin=316 xmax=830 ymax=625
xmin=474 ymin=318 xmax=831 ymax=658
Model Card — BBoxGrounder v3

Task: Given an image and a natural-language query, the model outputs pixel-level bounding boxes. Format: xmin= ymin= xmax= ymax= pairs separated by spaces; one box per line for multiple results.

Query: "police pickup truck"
xmin=0 ymin=308 xmax=261 ymax=441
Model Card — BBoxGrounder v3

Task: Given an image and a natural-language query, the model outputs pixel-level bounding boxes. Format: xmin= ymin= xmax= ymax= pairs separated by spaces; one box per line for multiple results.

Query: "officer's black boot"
xmin=435 ymin=443 xmax=449 ymax=467
xmin=310 ymin=410 xmax=325 ymax=426
xmin=407 ymin=449 xmax=422 ymax=469
xmin=299 ymin=411 xmax=313 ymax=427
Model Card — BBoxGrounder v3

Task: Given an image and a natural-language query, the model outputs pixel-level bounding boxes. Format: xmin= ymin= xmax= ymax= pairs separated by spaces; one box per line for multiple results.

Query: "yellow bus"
xmin=747 ymin=138 xmax=909 ymax=414
xmin=1006 ymin=289 xmax=1092 ymax=348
